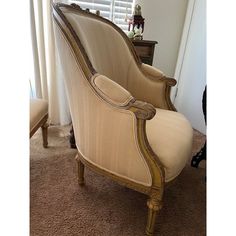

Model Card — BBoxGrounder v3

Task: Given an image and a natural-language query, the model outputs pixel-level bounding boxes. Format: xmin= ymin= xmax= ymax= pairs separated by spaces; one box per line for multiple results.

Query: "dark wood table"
xmin=132 ymin=39 xmax=157 ymax=65
xmin=69 ymin=39 xmax=158 ymax=148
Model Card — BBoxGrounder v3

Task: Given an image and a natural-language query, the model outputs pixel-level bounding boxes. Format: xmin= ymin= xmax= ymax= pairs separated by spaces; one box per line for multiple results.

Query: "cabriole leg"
xmin=77 ymin=158 xmax=85 ymax=186
xmin=145 ymin=198 xmax=162 ymax=235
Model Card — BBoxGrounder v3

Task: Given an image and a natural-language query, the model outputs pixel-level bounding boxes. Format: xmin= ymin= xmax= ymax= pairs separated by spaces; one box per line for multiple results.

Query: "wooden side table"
xmin=132 ymin=40 xmax=157 ymax=65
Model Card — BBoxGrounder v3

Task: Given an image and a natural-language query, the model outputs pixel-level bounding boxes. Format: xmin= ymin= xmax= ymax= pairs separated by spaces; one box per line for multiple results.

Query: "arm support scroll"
xmin=129 ymin=100 xmax=156 ymax=120
xmin=128 ymin=100 xmax=165 ymax=193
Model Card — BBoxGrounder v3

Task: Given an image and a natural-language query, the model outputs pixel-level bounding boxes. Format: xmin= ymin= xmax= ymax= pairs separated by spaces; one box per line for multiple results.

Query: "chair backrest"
xmin=56 ymin=4 xmax=141 ymax=89
xmin=52 ymin=3 xmax=152 ymax=186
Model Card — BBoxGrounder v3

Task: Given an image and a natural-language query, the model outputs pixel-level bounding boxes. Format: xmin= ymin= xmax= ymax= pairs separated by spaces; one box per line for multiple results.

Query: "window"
xmin=69 ymin=0 xmax=135 ymax=32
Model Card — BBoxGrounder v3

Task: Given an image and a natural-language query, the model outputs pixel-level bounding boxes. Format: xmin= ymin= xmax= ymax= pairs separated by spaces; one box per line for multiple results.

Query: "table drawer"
xmin=134 ymin=45 xmax=152 ymax=57
xmin=132 ymin=40 xmax=157 ymax=66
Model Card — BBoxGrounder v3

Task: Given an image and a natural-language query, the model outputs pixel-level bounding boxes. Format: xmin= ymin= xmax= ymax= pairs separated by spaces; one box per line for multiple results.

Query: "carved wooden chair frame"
xmin=52 ymin=3 xmax=177 ymax=235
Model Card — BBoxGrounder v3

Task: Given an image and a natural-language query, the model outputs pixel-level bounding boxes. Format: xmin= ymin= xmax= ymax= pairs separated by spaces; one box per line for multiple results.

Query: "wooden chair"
xmin=52 ymin=3 xmax=193 ymax=235
xmin=30 ymin=99 xmax=48 ymax=148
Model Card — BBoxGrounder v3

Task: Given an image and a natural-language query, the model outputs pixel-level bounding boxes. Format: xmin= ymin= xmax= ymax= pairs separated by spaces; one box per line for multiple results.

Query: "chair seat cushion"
xmin=146 ymin=108 xmax=193 ymax=182
xmin=30 ymin=99 xmax=48 ymax=133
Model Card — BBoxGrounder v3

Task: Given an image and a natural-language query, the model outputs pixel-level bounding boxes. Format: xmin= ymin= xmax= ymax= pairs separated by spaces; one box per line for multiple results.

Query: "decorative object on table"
xmin=133 ymin=26 xmax=143 ymax=40
xmin=127 ymin=30 xmax=134 ymax=39
xmin=134 ymin=4 xmax=142 ymax=16
xmin=95 ymin=10 xmax=100 ymax=16
xmin=127 ymin=4 xmax=145 ymax=40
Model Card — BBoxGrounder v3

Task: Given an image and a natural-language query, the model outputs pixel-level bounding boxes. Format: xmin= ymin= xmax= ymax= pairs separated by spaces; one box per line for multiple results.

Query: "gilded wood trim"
xmin=135 ymin=118 xmax=165 ymax=195
xmin=75 ymin=152 xmax=151 ymax=195
xmin=165 ymin=82 xmax=177 ymax=111
xmin=128 ymin=100 xmax=165 ymax=196
xmin=165 ymin=77 xmax=177 ymax=87
xmin=129 ymin=100 xmax=156 ymax=120
xmin=128 ymin=100 xmax=165 ymax=195
xmin=129 ymin=101 xmax=165 ymax=235
xmin=53 ymin=4 xmax=96 ymax=79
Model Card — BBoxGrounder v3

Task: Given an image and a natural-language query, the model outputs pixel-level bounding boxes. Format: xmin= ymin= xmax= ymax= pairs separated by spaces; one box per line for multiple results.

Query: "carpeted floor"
xmin=30 ymin=125 xmax=206 ymax=236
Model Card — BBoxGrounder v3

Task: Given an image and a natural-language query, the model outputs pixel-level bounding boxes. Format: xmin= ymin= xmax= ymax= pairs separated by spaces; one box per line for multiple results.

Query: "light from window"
xmin=69 ymin=0 xmax=135 ymax=32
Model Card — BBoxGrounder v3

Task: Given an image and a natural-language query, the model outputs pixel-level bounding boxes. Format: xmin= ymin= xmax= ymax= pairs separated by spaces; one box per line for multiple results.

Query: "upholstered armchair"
xmin=52 ymin=3 xmax=193 ymax=235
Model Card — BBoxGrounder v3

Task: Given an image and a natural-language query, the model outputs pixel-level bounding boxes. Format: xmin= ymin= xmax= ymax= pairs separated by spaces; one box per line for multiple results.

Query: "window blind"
xmin=69 ymin=0 xmax=134 ymax=32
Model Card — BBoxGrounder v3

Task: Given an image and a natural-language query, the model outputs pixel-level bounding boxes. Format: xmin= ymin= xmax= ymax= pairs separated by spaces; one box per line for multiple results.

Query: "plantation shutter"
xmin=69 ymin=0 xmax=134 ymax=32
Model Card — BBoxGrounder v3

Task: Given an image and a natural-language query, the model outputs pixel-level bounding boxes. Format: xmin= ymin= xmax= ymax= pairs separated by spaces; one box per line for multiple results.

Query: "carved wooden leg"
xmin=77 ymin=158 xmax=85 ymax=186
xmin=145 ymin=198 xmax=162 ymax=236
xmin=41 ymin=122 xmax=49 ymax=148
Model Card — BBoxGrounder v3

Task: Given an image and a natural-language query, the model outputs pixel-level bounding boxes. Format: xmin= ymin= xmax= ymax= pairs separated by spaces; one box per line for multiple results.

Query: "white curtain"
xmin=30 ymin=0 xmax=71 ymax=125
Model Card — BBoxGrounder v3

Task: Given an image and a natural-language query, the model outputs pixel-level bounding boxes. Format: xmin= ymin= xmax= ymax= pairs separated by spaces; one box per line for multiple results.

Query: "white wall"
xmin=173 ymin=0 xmax=206 ymax=134
xmin=136 ymin=0 xmax=188 ymax=77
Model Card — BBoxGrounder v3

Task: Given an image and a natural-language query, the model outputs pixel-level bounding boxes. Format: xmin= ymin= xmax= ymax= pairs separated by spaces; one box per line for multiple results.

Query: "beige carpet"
xmin=30 ymin=125 xmax=206 ymax=236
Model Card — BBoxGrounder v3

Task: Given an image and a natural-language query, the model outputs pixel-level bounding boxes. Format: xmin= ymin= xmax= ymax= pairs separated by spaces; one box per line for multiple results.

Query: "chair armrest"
xmin=91 ymin=75 xmax=164 ymax=188
xmin=89 ymin=75 xmax=162 ymax=188
xmin=92 ymin=74 xmax=156 ymax=120
xmin=92 ymin=74 xmax=134 ymax=107
xmin=141 ymin=64 xmax=176 ymax=87
xmin=129 ymin=100 xmax=156 ymax=120
xmin=129 ymin=63 xmax=176 ymax=111
xmin=141 ymin=64 xmax=176 ymax=111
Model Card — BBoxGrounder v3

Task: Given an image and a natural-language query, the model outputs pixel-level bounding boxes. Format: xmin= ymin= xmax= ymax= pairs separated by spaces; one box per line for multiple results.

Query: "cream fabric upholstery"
xmin=128 ymin=63 xmax=169 ymax=109
xmin=93 ymin=75 xmax=133 ymax=106
xmin=65 ymin=13 xmax=133 ymax=89
xmin=141 ymin=63 xmax=164 ymax=78
xmin=53 ymin=5 xmax=193 ymax=186
xmin=30 ymin=99 xmax=48 ymax=133
xmin=54 ymin=23 xmax=152 ymax=186
xmin=65 ymin=12 xmax=171 ymax=109
xmin=146 ymin=109 xmax=193 ymax=182
xmin=53 ymin=5 xmax=194 ymax=234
